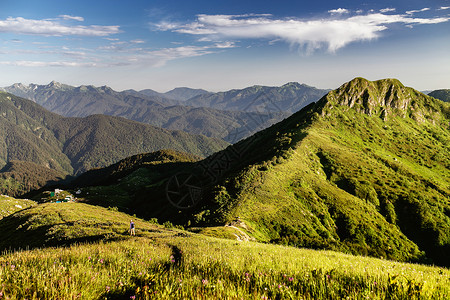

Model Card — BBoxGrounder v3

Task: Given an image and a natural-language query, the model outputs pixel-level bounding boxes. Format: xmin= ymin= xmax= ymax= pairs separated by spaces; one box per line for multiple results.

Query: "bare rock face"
xmin=321 ymin=77 xmax=447 ymax=123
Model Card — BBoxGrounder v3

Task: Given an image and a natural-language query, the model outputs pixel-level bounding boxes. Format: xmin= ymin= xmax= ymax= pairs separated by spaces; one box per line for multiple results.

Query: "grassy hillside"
xmin=76 ymin=78 xmax=450 ymax=267
xmin=0 ymin=202 xmax=155 ymax=251
xmin=0 ymin=201 xmax=448 ymax=299
xmin=0 ymin=194 xmax=36 ymax=219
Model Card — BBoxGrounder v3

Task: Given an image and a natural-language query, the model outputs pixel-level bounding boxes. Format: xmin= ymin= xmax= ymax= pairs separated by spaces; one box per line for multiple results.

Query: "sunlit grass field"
xmin=0 ymin=202 xmax=448 ymax=299
xmin=0 ymin=195 xmax=36 ymax=219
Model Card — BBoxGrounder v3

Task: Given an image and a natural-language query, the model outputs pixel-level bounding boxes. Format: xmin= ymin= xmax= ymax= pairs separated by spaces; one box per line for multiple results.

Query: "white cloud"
xmin=438 ymin=6 xmax=450 ymax=10
xmin=213 ymin=41 xmax=236 ymax=48
xmin=133 ymin=43 xmax=236 ymax=67
xmin=58 ymin=15 xmax=84 ymax=22
xmin=130 ymin=39 xmax=145 ymax=44
xmin=152 ymin=21 xmax=181 ymax=31
xmin=157 ymin=12 xmax=449 ymax=54
xmin=406 ymin=8 xmax=430 ymax=15
xmin=328 ymin=8 xmax=349 ymax=15
xmin=62 ymin=50 xmax=87 ymax=58
xmin=0 ymin=60 xmax=97 ymax=67
xmin=380 ymin=8 xmax=396 ymax=13
xmin=0 ymin=17 xmax=120 ymax=36
xmin=197 ymin=37 xmax=213 ymax=42
xmin=0 ymin=42 xmax=229 ymax=69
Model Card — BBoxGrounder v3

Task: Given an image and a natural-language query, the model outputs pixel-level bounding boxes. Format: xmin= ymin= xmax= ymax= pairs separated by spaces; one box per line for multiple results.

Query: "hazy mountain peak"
xmin=46 ymin=81 xmax=63 ymax=89
xmin=164 ymin=87 xmax=210 ymax=101
xmin=12 ymin=83 xmax=27 ymax=89
xmin=281 ymin=82 xmax=304 ymax=88
xmin=99 ymin=85 xmax=114 ymax=94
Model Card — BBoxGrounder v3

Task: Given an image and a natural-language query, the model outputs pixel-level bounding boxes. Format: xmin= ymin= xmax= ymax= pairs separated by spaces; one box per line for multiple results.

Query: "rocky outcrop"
xmin=321 ymin=77 xmax=447 ymax=123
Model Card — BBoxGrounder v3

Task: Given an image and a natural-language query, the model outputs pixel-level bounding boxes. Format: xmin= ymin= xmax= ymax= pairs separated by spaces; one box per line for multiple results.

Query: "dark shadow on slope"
xmin=0 ymin=212 xmax=126 ymax=253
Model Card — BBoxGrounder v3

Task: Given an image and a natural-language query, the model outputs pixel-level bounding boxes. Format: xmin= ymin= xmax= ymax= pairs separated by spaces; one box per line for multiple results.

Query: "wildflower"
xmin=130 ymin=296 xmax=136 ymax=299
xmin=288 ymin=277 xmax=294 ymax=282
xmin=10 ymin=265 xmax=15 ymax=271
xmin=106 ymin=286 xmax=111 ymax=292
xmin=99 ymin=259 xmax=104 ymax=263
xmin=202 ymin=279 xmax=208 ymax=285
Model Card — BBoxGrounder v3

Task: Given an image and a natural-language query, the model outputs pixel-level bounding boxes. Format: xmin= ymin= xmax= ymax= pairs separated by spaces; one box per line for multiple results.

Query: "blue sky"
xmin=0 ymin=0 xmax=449 ymax=91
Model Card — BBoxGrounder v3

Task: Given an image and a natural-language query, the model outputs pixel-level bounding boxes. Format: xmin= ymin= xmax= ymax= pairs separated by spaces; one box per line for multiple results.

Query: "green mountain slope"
xmin=71 ymin=149 xmax=201 ymax=188
xmin=0 ymin=161 xmax=67 ymax=197
xmin=76 ymin=78 xmax=450 ymax=266
xmin=192 ymin=77 xmax=449 ymax=265
xmin=429 ymin=89 xmax=450 ymax=102
xmin=0 ymin=93 xmax=73 ymax=174
xmin=0 ymin=92 xmax=228 ymax=194
xmin=49 ymin=114 xmax=226 ymax=173
xmin=186 ymin=82 xmax=329 ymax=113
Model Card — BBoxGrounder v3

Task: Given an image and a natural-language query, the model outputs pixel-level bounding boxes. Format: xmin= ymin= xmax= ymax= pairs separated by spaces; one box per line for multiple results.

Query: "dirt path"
xmin=226 ymin=225 xmax=251 ymax=242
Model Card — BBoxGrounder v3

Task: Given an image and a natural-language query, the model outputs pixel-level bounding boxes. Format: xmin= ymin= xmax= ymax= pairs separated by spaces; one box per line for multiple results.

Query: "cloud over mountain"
xmin=157 ymin=10 xmax=450 ymax=53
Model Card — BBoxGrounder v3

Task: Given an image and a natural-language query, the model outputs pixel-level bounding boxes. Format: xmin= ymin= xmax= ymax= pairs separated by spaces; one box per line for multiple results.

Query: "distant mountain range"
xmin=185 ymin=82 xmax=330 ymax=113
xmin=123 ymin=86 xmax=210 ymax=101
xmin=1 ymin=81 xmax=328 ymax=142
xmin=0 ymin=91 xmax=227 ymax=195
xmin=77 ymin=78 xmax=450 ymax=266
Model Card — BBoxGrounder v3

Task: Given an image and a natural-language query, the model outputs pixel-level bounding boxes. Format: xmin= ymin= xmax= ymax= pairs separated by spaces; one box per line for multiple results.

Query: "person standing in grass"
xmin=130 ymin=220 xmax=135 ymax=236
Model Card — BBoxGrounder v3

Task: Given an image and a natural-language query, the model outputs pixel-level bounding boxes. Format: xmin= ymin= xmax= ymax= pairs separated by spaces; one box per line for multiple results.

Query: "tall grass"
xmin=1 ymin=233 xmax=448 ymax=299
